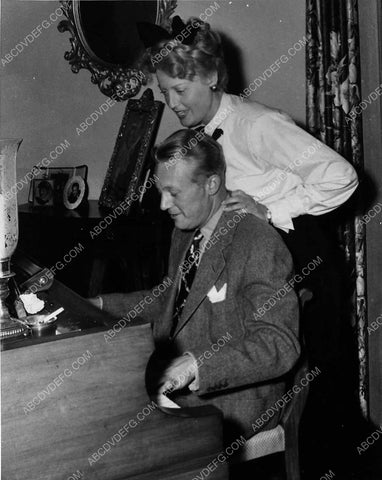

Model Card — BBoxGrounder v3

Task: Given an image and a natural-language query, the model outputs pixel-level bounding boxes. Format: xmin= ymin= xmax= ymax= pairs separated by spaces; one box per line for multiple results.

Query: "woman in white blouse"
xmin=139 ymin=16 xmax=358 ymax=232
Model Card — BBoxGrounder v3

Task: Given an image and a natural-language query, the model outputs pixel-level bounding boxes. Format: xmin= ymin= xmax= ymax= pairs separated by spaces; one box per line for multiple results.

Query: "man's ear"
xmin=206 ymin=174 xmax=222 ymax=196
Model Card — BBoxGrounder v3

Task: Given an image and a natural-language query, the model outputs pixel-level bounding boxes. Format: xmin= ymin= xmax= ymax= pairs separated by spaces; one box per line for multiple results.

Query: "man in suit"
xmin=93 ymin=129 xmax=300 ymax=446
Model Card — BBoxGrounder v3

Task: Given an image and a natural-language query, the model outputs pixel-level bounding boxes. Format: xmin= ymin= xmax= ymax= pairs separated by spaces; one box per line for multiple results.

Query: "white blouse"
xmin=204 ymin=93 xmax=359 ymax=232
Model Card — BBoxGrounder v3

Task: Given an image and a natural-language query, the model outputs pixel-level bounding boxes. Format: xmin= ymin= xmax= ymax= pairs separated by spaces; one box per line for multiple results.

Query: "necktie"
xmin=194 ymin=126 xmax=224 ymax=141
xmin=171 ymin=229 xmax=204 ymax=337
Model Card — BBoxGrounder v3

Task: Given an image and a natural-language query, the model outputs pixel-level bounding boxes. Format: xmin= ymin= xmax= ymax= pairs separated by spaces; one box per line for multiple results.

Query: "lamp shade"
xmin=0 ymin=139 xmax=22 ymax=261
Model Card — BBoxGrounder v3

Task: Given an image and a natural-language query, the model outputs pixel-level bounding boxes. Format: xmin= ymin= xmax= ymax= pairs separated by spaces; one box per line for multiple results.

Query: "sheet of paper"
xmin=156 ymin=392 xmax=180 ymax=409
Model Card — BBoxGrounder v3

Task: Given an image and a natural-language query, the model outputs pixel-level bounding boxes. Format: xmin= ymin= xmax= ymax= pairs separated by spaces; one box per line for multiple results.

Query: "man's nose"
xmin=160 ymin=192 xmax=173 ymax=211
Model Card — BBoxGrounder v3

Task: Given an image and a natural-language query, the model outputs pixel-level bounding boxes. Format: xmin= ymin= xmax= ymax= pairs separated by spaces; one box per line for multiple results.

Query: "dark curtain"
xmin=306 ymin=0 xmax=367 ymax=420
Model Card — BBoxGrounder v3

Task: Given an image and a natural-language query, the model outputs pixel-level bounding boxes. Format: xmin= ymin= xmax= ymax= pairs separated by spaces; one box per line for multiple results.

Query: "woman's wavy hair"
xmin=139 ymin=17 xmax=228 ymax=91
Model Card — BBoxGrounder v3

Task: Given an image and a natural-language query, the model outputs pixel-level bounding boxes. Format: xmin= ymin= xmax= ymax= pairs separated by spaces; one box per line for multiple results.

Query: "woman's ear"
xmin=205 ymin=71 xmax=219 ymax=89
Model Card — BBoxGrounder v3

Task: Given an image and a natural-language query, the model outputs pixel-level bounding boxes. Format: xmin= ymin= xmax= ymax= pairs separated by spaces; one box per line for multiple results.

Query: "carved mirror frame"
xmin=58 ymin=0 xmax=177 ymax=101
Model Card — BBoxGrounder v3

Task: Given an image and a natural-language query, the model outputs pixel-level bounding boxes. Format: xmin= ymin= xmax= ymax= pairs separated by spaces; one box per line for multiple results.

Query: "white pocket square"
xmin=207 ymin=283 xmax=227 ymax=303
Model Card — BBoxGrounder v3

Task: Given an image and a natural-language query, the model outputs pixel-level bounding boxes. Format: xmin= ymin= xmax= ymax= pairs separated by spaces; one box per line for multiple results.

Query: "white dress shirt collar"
xmin=200 ymin=200 xmax=226 ymax=246
xmin=204 ymin=93 xmax=233 ymax=136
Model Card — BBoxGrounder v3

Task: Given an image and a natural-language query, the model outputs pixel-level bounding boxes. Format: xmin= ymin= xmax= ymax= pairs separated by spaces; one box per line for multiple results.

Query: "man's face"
xmin=156 ymin=70 xmax=216 ymax=127
xmin=155 ymin=158 xmax=213 ymax=230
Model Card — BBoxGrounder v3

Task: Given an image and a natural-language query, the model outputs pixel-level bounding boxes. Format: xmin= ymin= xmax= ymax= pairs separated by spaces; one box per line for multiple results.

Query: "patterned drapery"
xmin=306 ymin=0 xmax=367 ymax=417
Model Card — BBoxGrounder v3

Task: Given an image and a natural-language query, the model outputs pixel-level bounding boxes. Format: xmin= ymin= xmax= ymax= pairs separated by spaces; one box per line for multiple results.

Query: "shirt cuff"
xmin=267 ymin=204 xmax=294 ymax=232
xmin=183 ymin=351 xmax=199 ymax=391
xmin=267 ymin=193 xmax=307 ymax=232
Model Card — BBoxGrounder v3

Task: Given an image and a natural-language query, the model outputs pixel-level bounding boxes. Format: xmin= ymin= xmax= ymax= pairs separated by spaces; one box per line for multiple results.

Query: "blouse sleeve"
xmin=248 ymin=111 xmax=359 ymax=231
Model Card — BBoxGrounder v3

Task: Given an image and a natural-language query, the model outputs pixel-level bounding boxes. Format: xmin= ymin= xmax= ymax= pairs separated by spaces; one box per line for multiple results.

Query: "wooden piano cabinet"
xmin=1 ymin=321 xmax=228 ymax=480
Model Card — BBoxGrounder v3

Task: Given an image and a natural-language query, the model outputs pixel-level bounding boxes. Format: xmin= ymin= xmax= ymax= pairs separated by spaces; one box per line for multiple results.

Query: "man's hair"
xmin=139 ymin=17 xmax=228 ymax=91
xmin=153 ymin=129 xmax=226 ymax=182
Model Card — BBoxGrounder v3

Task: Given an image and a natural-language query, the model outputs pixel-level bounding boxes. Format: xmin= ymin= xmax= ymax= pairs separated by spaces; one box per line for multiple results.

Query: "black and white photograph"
xmin=63 ymin=175 xmax=85 ymax=210
xmin=32 ymin=178 xmax=54 ymax=207
xmin=1 ymin=1 xmax=381 ymax=480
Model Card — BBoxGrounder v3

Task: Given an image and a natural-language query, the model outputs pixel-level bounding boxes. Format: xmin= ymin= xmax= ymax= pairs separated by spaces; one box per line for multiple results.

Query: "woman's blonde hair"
xmin=139 ymin=17 xmax=228 ymax=91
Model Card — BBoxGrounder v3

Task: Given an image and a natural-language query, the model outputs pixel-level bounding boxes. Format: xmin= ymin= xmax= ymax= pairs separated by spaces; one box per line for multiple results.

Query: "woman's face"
xmin=156 ymin=69 xmax=220 ymax=127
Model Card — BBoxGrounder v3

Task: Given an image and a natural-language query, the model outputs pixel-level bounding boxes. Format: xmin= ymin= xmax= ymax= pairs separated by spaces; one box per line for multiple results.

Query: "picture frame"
xmin=98 ymin=88 xmax=164 ymax=213
xmin=63 ymin=176 xmax=86 ymax=210
xmin=32 ymin=179 xmax=54 ymax=207
xmin=28 ymin=165 xmax=88 ymax=207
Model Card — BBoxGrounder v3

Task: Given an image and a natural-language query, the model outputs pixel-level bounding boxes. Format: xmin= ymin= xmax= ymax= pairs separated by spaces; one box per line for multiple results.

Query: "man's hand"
xmin=158 ymin=355 xmax=197 ymax=395
xmin=223 ymin=190 xmax=268 ymax=221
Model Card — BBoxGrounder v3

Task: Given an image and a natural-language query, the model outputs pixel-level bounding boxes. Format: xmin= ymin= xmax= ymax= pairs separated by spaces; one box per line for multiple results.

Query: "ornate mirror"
xmin=58 ymin=0 xmax=177 ymax=100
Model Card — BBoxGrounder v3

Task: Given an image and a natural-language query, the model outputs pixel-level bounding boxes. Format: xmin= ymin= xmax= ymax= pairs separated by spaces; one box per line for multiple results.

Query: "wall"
xmin=0 ymin=0 xmax=306 ymax=203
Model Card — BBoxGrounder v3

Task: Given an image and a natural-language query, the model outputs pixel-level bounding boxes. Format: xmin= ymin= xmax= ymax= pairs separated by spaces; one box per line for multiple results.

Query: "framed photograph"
xmin=32 ymin=179 xmax=54 ymax=207
xmin=63 ymin=176 xmax=86 ymax=210
xmin=98 ymin=88 xmax=164 ymax=213
xmin=28 ymin=165 xmax=88 ymax=207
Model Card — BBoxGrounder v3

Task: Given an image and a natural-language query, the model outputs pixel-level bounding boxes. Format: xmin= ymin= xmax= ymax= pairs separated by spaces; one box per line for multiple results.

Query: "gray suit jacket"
xmin=102 ymin=211 xmax=300 ymax=442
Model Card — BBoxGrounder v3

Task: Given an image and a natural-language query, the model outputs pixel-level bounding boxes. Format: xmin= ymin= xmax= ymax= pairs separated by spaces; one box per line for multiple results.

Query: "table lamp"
xmin=0 ymin=138 xmax=28 ymax=339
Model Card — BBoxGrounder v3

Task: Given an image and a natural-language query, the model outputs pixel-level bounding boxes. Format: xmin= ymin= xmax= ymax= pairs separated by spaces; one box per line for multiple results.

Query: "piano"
xmin=1 ymin=261 xmax=228 ymax=480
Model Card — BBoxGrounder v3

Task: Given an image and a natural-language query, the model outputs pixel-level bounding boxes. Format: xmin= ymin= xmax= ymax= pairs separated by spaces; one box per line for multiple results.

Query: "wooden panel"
xmin=2 ymin=323 xmax=227 ymax=480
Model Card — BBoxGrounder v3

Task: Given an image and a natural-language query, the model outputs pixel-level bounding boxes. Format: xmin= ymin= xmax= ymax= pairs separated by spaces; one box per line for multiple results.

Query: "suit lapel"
xmin=172 ymin=211 xmax=238 ymax=338
xmin=154 ymin=229 xmax=193 ymax=341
